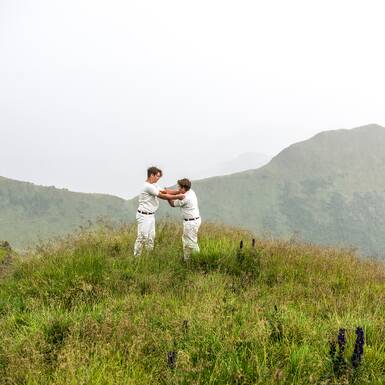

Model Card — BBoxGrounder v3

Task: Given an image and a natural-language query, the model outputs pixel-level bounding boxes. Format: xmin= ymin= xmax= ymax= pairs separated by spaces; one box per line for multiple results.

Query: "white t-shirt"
xmin=137 ymin=182 xmax=160 ymax=213
xmin=173 ymin=189 xmax=200 ymax=219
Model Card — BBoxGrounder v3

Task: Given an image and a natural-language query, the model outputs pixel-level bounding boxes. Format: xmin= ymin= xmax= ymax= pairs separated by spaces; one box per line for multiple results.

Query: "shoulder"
xmin=143 ymin=183 xmax=159 ymax=195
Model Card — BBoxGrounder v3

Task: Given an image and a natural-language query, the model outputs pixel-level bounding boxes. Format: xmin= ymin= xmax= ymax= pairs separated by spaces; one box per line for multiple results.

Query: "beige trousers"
xmin=134 ymin=213 xmax=155 ymax=256
xmin=182 ymin=218 xmax=201 ymax=259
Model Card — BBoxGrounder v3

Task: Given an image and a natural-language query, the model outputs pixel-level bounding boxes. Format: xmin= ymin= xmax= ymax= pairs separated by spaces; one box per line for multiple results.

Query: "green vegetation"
xmin=0 ymin=222 xmax=384 ymax=384
xmin=0 ymin=241 xmax=11 ymax=267
xmin=0 ymin=249 xmax=7 ymax=264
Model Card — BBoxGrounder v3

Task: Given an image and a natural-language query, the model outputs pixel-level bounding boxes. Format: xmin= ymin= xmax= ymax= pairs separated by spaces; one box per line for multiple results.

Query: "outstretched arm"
xmin=159 ymin=188 xmax=181 ymax=195
xmin=158 ymin=192 xmax=185 ymax=201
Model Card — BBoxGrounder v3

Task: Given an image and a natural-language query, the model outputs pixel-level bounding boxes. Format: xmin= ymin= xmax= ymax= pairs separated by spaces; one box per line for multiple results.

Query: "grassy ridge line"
xmin=0 ymin=222 xmax=384 ymax=384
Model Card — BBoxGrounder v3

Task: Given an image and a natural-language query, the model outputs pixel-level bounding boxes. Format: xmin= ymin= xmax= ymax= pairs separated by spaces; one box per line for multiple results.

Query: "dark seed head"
xmin=329 ymin=341 xmax=336 ymax=358
xmin=167 ymin=351 xmax=177 ymax=369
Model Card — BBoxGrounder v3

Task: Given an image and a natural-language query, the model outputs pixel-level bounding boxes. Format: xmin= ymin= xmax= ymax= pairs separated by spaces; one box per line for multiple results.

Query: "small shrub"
xmin=267 ymin=305 xmax=284 ymax=343
xmin=43 ymin=317 xmax=71 ymax=365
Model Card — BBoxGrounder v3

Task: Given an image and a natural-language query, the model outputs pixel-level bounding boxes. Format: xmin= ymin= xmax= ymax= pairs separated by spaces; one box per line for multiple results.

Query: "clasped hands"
xmin=160 ymin=188 xmax=184 ymax=199
xmin=158 ymin=188 xmax=185 ymax=204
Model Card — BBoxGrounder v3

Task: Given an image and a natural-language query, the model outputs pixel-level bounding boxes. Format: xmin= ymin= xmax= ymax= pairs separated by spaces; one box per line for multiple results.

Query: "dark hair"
xmin=147 ymin=166 xmax=162 ymax=178
xmin=177 ymin=178 xmax=191 ymax=191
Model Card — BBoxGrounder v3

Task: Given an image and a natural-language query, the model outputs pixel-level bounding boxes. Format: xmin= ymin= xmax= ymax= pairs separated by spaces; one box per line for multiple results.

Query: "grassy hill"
xmin=178 ymin=124 xmax=385 ymax=258
xmin=0 ymin=176 xmax=135 ymax=248
xmin=0 ymin=223 xmax=384 ymax=384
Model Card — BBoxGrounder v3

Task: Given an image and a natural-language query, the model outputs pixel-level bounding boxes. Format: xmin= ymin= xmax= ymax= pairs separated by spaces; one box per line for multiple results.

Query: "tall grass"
xmin=0 ymin=221 xmax=384 ymax=384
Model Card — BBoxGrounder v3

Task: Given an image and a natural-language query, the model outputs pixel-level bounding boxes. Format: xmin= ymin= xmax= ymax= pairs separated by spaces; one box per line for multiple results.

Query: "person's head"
xmin=147 ymin=166 xmax=163 ymax=183
xmin=177 ymin=178 xmax=191 ymax=193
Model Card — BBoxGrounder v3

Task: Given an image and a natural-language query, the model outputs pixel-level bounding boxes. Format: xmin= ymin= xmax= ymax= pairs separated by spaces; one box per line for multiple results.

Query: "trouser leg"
xmin=182 ymin=219 xmax=201 ymax=260
xmin=134 ymin=214 xmax=155 ymax=256
xmin=145 ymin=216 xmax=155 ymax=251
xmin=134 ymin=215 xmax=145 ymax=256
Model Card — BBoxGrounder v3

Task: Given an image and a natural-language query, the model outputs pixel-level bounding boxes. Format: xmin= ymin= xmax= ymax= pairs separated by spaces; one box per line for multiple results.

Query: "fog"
xmin=1 ymin=0 xmax=385 ymax=198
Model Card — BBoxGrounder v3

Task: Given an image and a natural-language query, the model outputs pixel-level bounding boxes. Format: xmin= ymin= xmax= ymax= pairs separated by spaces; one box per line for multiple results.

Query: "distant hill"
xmin=184 ymin=124 xmax=385 ymax=257
xmin=0 ymin=153 xmax=270 ymax=248
xmin=3 ymin=124 xmax=385 ymax=257
xmin=0 ymin=177 xmax=134 ymax=248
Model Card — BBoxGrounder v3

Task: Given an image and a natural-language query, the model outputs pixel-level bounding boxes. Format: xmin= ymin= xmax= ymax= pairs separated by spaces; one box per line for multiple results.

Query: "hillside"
xmin=0 ymin=223 xmax=384 ymax=384
xmin=176 ymin=124 xmax=385 ymax=258
xmin=3 ymin=124 xmax=385 ymax=257
xmin=0 ymin=176 xmax=135 ymax=248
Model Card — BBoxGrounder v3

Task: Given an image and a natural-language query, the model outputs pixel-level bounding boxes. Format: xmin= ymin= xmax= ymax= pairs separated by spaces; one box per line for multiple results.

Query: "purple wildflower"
xmin=351 ymin=327 xmax=365 ymax=368
xmin=337 ymin=328 xmax=346 ymax=353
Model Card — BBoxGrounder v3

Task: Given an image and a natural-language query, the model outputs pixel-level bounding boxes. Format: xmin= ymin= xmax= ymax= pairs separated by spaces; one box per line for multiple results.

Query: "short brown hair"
xmin=177 ymin=178 xmax=191 ymax=191
xmin=147 ymin=166 xmax=162 ymax=178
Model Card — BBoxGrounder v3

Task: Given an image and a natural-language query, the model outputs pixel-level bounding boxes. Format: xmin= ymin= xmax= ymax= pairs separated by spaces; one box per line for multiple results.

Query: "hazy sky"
xmin=1 ymin=0 xmax=385 ymax=198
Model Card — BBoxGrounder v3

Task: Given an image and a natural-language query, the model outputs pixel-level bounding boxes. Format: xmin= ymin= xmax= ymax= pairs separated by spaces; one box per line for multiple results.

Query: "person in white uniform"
xmin=166 ymin=178 xmax=201 ymax=260
xmin=134 ymin=167 xmax=185 ymax=256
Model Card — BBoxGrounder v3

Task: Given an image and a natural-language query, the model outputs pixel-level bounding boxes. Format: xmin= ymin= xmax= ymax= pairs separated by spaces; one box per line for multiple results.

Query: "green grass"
xmin=0 ymin=249 xmax=7 ymax=264
xmin=0 ymin=221 xmax=384 ymax=384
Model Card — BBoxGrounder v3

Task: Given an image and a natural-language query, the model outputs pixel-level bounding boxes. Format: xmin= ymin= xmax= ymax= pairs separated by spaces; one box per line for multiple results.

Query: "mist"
xmin=1 ymin=0 xmax=385 ymax=198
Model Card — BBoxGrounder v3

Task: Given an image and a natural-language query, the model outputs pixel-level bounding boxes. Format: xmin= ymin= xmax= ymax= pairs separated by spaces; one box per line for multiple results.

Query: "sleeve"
xmin=144 ymin=184 xmax=160 ymax=196
xmin=173 ymin=198 xmax=185 ymax=207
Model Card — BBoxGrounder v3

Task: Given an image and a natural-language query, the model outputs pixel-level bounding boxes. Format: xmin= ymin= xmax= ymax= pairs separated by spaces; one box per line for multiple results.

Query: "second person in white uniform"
xmin=166 ymin=178 xmax=201 ymax=260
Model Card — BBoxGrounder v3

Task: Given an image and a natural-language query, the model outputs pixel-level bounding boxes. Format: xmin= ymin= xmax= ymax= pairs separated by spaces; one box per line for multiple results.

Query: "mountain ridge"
xmin=2 ymin=123 xmax=385 ymax=257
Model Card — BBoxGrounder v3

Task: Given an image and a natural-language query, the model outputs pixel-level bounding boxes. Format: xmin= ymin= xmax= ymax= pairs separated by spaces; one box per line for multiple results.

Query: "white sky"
xmin=1 ymin=0 xmax=385 ymax=198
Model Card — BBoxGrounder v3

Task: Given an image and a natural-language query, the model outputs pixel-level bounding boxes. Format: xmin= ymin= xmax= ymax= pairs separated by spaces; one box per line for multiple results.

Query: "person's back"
xmin=176 ymin=189 xmax=200 ymax=220
xmin=168 ymin=179 xmax=201 ymax=260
